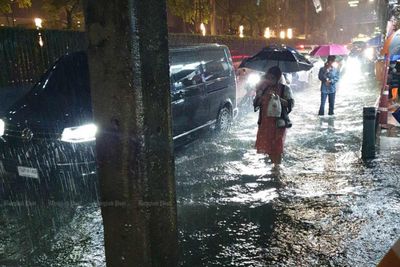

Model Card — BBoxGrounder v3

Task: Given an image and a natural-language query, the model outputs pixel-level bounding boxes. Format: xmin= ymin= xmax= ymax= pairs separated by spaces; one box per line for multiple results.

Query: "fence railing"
xmin=0 ymin=28 xmax=87 ymax=89
xmin=0 ymin=28 xmax=309 ymax=89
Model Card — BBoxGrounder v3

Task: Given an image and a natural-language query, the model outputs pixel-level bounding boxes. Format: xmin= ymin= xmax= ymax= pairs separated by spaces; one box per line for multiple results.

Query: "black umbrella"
xmin=239 ymin=46 xmax=314 ymax=73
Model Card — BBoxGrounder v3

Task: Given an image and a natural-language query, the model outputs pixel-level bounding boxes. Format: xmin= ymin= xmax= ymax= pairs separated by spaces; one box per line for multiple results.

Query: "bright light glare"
xmin=61 ymin=124 xmax=97 ymax=143
xmin=364 ymin=47 xmax=374 ymax=60
xmin=287 ymin=28 xmax=293 ymax=39
xmin=34 ymin=18 xmax=42 ymax=28
xmin=280 ymin=31 xmax=286 ymax=39
xmin=247 ymin=73 xmax=261 ymax=86
xmin=38 ymin=35 xmax=44 ymax=47
xmin=200 ymin=23 xmax=206 ymax=36
xmin=264 ymin=27 xmax=271 ymax=39
xmin=342 ymin=57 xmax=362 ymax=83
xmin=0 ymin=119 xmax=4 ymax=137
xmin=239 ymin=25 xmax=244 ymax=38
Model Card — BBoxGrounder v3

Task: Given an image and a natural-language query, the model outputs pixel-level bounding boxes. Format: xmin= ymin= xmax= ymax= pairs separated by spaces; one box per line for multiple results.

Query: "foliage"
xmin=42 ymin=0 xmax=83 ymax=30
xmin=167 ymin=0 xmax=308 ymax=37
xmin=167 ymin=0 xmax=211 ymax=32
xmin=0 ymin=0 xmax=31 ymax=15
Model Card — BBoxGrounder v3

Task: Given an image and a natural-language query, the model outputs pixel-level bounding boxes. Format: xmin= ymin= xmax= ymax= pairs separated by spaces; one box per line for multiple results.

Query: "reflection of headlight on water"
xmin=0 ymin=119 xmax=4 ymax=137
xmin=247 ymin=73 xmax=261 ymax=86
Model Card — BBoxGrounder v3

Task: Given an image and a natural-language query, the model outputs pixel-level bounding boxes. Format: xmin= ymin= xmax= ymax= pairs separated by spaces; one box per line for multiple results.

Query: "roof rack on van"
xmin=169 ymin=43 xmax=223 ymax=49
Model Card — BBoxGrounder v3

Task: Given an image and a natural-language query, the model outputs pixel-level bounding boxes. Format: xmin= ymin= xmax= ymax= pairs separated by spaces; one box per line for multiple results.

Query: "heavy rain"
xmin=0 ymin=0 xmax=400 ymax=266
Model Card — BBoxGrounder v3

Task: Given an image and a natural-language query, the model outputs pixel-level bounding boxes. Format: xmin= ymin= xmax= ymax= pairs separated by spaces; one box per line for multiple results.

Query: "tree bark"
xmin=66 ymin=9 xmax=73 ymax=29
xmin=210 ymin=0 xmax=217 ymax=35
xmin=305 ymin=0 xmax=309 ymax=37
xmin=84 ymin=0 xmax=178 ymax=266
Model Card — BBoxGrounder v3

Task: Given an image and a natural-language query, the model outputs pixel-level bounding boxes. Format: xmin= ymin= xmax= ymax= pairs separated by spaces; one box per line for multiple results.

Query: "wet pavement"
xmin=1 ymin=71 xmax=400 ymax=266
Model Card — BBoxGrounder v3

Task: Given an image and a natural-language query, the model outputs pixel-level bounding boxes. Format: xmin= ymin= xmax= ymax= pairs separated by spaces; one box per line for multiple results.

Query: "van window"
xmin=170 ymin=51 xmax=203 ymax=90
xmin=201 ymin=48 xmax=230 ymax=81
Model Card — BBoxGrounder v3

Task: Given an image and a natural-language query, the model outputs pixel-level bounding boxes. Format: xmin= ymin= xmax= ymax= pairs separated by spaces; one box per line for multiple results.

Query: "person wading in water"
xmin=253 ymin=66 xmax=294 ymax=168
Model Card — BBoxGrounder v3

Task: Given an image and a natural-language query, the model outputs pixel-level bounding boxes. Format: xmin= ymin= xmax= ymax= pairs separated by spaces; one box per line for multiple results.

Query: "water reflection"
xmin=1 ymin=73 xmax=399 ymax=266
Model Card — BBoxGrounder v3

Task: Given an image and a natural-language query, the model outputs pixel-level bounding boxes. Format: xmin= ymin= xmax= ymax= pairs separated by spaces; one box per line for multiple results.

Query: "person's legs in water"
xmin=319 ymin=92 xmax=328 ymax=116
xmin=269 ymin=153 xmax=282 ymax=167
xmin=328 ymin=92 xmax=336 ymax=115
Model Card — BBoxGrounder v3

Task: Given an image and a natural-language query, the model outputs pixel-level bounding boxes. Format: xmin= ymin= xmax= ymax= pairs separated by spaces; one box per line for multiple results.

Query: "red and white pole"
xmin=379 ymin=56 xmax=390 ymax=127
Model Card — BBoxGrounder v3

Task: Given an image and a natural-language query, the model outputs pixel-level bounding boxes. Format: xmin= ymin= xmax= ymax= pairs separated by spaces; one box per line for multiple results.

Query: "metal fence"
xmin=0 ymin=28 xmax=87 ymax=89
xmin=0 ymin=28 xmax=307 ymax=90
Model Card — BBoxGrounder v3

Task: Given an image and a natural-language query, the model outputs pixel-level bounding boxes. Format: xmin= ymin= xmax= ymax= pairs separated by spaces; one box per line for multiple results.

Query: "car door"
xmin=169 ymin=49 xmax=207 ymax=138
xmin=200 ymin=47 xmax=232 ymax=121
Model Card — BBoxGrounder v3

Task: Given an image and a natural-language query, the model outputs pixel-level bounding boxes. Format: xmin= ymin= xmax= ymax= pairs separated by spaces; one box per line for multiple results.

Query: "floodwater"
xmin=1 ymin=67 xmax=400 ymax=266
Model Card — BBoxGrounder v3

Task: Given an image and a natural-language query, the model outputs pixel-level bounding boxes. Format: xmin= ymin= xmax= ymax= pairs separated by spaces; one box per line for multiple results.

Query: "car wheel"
xmin=216 ymin=106 xmax=232 ymax=132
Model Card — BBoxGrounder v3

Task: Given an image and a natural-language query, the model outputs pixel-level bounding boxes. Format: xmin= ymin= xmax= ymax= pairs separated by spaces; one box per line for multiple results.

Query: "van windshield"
xmin=24 ymin=52 xmax=92 ymax=121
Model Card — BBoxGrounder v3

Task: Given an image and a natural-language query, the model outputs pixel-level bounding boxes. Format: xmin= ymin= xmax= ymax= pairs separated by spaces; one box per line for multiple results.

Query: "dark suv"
xmin=0 ymin=44 xmax=237 ymax=198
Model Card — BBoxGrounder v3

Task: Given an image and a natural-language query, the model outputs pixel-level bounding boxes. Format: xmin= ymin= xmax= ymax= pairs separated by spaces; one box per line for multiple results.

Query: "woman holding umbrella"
xmin=253 ymin=66 xmax=294 ymax=167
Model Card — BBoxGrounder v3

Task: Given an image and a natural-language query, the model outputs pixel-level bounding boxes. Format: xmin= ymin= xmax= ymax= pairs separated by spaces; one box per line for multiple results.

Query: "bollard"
xmin=362 ymin=107 xmax=377 ymax=159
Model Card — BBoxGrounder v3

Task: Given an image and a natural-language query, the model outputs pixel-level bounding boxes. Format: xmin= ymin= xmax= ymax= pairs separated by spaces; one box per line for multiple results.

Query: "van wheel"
xmin=216 ymin=106 xmax=232 ymax=132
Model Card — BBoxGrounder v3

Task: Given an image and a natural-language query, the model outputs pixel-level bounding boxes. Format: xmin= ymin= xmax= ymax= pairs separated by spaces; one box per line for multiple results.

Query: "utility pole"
xmin=84 ymin=1 xmax=178 ymax=266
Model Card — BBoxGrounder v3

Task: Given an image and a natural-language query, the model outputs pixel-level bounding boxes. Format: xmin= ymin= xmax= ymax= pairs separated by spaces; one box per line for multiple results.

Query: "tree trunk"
xmin=11 ymin=6 xmax=15 ymax=27
xmin=84 ymin=0 xmax=178 ymax=266
xmin=228 ymin=0 xmax=234 ymax=34
xmin=5 ymin=15 xmax=10 ymax=26
xmin=304 ymin=0 xmax=309 ymax=37
xmin=210 ymin=0 xmax=217 ymax=35
xmin=66 ymin=9 xmax=73 ymax=29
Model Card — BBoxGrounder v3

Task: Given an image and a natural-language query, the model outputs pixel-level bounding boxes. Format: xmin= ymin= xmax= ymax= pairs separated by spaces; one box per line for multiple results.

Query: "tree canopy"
xmin=167 ymin=0 xmax=309 ymax=37
xmin=0 ymin=0 xmax=31 ymax=26
xmin=167 ymin=0 xmax=211 ymax=33
xmin=42 ymin=0 xmax=83 ymax=30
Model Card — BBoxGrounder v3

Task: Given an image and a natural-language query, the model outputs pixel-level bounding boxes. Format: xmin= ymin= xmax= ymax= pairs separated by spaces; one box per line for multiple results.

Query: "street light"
xmin=264 ymin=27 xmax=271 ymax=39
xmin=239 ymin=25 xmax=244 ymax=38
xmin=280 ymin=30 xmax=286 ymax=39
xmin=200 ymin=23 xmax=206 ymax=36
xmin=287 ymin=28 xmax=293 ymax=39
xmin=34 ymin=18 xmax=42 ymax=29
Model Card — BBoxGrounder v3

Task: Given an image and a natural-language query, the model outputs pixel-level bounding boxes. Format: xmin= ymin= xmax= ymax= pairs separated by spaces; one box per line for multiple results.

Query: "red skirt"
xmin=255 ymin=116 xmax=286 ymax=156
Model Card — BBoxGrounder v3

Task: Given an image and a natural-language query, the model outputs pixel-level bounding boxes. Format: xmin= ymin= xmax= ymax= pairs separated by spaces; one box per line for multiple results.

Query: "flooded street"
xmin=1 ymin=72 xmax=400 ymax=266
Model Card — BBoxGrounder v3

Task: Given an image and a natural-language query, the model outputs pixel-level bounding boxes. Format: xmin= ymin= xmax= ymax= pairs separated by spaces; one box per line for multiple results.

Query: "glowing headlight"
xmin=247 ymin=73 xmax=261 ymax=86
xmin=61 ymin=123 xmax=97 ymax=143
xmin=0 ymin=119 xmax=4 ymax=137
xmin=346 ymin=57 xmax=361 ymax=68
xmin=364 ymin=47 xmax=374 ymax=61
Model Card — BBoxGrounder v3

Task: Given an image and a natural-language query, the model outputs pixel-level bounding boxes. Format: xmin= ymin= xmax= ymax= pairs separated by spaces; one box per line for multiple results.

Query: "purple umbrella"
xmin=310 ymin=44 xmax=349 ymax=56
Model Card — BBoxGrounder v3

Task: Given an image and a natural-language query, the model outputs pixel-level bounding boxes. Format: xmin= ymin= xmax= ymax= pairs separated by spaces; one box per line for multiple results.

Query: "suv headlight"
xmin=61 ymin=123 xmax=97 ymax=143
xmin=0 ymin=119 xmax=4 ymax=137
